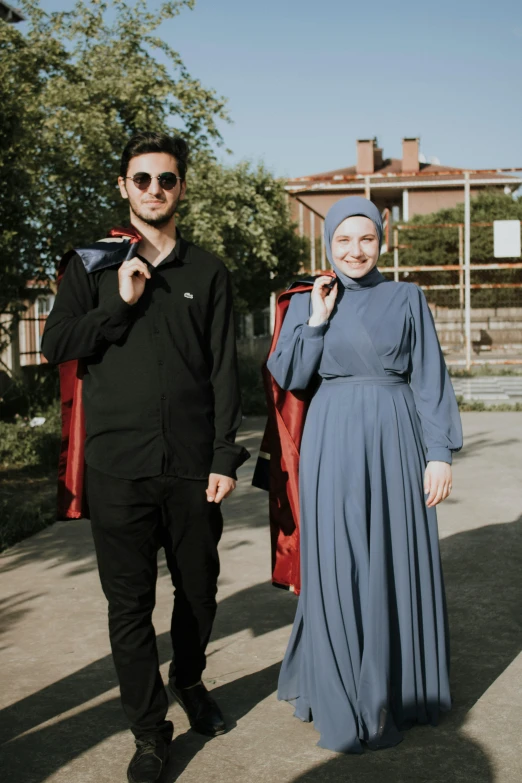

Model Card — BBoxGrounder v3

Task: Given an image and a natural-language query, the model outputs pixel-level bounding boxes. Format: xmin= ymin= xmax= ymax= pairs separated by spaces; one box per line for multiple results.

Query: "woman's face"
xmin=331 ymin=215 xmax=380 ymax=278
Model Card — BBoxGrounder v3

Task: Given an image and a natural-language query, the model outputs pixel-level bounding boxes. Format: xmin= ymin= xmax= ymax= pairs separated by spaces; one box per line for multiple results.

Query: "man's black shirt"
xmin=42 ymin=234 xmax=249 ymax=480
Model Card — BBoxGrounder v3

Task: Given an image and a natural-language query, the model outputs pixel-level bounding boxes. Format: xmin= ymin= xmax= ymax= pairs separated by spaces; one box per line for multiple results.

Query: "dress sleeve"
xmin=267 ymin=291 xmax=327 ymax=391
xmin=408 ymin=285 xmax=463 ymax=464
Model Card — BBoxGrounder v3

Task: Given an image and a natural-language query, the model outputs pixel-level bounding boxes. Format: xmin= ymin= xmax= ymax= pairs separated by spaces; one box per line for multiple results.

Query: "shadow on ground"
xmin=285 ymin=515 xmax=522 ymax=783
xmin=0 ymin=579 xmax=294 ymax=746
xmin=1 ymin=514 xmax=521 ymax=782
xmin=456 ymin=430 xmax=520 ymax=460
xmin=0 ymin=421 xmax=265 ymax=576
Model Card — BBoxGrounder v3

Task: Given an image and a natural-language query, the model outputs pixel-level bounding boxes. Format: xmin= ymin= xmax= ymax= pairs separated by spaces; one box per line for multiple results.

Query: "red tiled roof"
xmin=288 ymin=159 xmax=522 ymax=186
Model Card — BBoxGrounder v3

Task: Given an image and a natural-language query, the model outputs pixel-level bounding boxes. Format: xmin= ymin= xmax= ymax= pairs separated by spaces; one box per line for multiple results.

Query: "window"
xmin=37 ymin=295 xmax=54 ymax=316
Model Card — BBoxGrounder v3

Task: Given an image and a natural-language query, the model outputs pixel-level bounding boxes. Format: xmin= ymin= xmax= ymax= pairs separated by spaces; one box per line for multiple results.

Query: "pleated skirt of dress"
xmin=277 ymin=377 xmax=451 ymax=753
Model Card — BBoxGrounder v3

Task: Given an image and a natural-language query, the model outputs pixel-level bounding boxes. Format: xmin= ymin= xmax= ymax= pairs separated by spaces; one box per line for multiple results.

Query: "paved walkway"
xmin=451 ymin=376 xmax=522 ymax=403
xmin=1 ymin=414 xmax=521 ymax=783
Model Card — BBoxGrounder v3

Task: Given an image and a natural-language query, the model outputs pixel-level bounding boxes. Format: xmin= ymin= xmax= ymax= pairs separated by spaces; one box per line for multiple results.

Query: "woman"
xmin=267 ymin=196 xmax=462 ymax=753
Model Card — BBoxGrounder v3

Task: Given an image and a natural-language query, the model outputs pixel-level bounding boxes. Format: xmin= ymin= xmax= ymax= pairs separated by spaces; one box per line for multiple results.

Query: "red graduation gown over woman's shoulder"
xmin=252 ymin=271 xmax=335 ymax=596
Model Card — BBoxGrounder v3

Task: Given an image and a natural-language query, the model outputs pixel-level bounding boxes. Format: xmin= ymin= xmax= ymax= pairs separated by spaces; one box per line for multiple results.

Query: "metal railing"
xmin=18 ymin=315 xmax=48 ymax=366
xmin=380 ymin=216 xmax=522 ymax=368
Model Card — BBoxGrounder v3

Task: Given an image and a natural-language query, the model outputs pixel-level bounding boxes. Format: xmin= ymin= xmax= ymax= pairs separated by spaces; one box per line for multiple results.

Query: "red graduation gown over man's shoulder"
xmin=252 ymin=270 xmax=335 ymax=596
xmin=55 ymin=226 xmax=142 ymax=520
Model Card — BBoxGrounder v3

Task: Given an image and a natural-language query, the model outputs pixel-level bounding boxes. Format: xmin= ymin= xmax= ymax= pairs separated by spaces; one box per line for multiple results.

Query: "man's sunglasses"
xmin=125 ymin=172 xmax=182 ymax=191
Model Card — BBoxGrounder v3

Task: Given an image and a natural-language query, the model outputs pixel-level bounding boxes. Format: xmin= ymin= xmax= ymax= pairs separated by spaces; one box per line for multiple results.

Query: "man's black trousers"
xmin=86 ymin=466 xmax=223 ymax=741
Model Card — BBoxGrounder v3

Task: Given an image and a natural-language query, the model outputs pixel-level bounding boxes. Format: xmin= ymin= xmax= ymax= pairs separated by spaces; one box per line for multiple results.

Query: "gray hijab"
xmin=324 ymin=196 xmax=384 ymax=290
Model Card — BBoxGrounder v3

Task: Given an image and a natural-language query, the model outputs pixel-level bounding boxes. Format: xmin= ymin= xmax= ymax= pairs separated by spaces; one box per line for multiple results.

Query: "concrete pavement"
xmin=1 ymin=413 xmax=521 ymax=783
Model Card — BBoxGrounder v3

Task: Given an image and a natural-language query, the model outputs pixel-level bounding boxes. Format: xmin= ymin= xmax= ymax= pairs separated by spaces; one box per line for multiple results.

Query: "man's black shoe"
xmin=127 ymin=736 xmax=170 ymax=783
xmin=168 ymin=680 xmax=226 ymax=737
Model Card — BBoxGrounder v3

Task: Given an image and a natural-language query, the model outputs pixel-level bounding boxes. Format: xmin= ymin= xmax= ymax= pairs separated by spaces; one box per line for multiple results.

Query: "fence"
xmin=0 ymin=295 xmax=54 ymax=375
xmin=378 ymin=219 xmax=522 ymax=367
xmin=18 ymin=314 xmax=49 ymax=366
xmin=5 ymin=196 xmax=522 ymax=372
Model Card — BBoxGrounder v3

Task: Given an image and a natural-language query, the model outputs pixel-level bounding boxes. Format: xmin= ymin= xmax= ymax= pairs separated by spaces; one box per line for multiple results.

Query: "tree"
xmin=180 ymin=155 xmax=306 ymax=313
xmin=380 ymin=190 xmax=522 ymax=308
xmin=0 ymin=0 xmax=304 ymax=324
xmin=1 ymin=0 xmax=219 ymax=367
xmin=0 ymin=0 xmax=227 ymax=314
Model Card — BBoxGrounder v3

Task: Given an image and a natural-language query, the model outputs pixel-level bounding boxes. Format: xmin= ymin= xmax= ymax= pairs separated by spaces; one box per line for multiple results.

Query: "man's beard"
xmin=129 ymin=195 xmax=180 ymax=227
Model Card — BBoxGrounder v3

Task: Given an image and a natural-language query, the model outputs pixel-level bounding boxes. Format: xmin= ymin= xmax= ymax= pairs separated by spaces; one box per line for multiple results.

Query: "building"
xmin=0 ymin=284 xmax=54 ymax=383
xmin=286 ymin=137 xmax=522 ymax=269
xmin=0 ymin=2 xmax=24 ymax=22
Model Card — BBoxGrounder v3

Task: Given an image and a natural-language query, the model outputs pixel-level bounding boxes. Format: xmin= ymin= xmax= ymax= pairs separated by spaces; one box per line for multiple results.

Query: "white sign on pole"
xmin=493 ymin=220 xmax=521 ymax=258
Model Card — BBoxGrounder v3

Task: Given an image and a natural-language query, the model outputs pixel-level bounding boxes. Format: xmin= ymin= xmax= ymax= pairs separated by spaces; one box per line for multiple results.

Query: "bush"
xmin=238 ymin=354 xmax=267 ymax=416
xmin=0 ymin=364 xmax=60 ymax=420
xmin=0 ymin=401 xmax=61 ymax=471
xmin=0 ymin=493 xmax=56 ymax=553
xmin=0 ymin=401 xmax=61 ymax=552
xmin=456 ymin=395 xmax=522 ymax=412
xmin=449 ymin=365 xmax=522 ymax=378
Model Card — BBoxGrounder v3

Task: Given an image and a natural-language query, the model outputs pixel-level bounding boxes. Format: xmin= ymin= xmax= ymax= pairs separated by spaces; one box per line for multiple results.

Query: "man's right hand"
xmin=118 ymin=258 xmax=151 ymax=305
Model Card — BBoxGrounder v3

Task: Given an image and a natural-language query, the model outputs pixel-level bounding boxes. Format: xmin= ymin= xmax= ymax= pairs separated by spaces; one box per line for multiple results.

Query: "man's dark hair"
xmin=120 ymin=131 xmax=189 ymax=181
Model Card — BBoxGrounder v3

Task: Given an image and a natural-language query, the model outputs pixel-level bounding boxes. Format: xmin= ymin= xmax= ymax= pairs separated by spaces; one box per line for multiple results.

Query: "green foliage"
xmin=0 ymin=400 xmax=60 ymax=550
xmin=449 ymin=364 xmax=522 ymax=378
xmin=238 ymin=354 xmax=266 ymax=415
xmin=0 ymin=364 xmax=60 ymax=419
xmin=380 ymin=191 xmax=522 ymax=308
xmin=455 ymin=395 xmax=522 ymax=412
xmin=1 ymin=0 xmax=305 ymax=323
xmin=0 ymin=490 xmax=56 ymax=552
xmin=180 ymin=156 xmax=306 ymax=312
xmin=0 ymin=401 xmax=59 ymax=551
xmin=1 ymin=0 xmax=226 ymax=314
xmin=0 ymin=400 xmax=61 ymax=470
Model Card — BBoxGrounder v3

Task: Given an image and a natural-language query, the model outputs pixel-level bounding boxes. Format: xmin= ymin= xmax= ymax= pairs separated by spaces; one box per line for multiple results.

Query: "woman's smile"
xmin=331 ymin=215 xmax=380 ymax=278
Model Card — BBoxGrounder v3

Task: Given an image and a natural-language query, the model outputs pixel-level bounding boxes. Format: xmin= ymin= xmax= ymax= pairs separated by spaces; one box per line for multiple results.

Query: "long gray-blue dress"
xmin=266 ymin=267 xmax=462 ymax=753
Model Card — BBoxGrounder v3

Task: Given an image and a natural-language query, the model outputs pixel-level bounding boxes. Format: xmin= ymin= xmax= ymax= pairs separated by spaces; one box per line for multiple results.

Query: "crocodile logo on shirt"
xmin=184 ymin=292 xmax=194 ymax=299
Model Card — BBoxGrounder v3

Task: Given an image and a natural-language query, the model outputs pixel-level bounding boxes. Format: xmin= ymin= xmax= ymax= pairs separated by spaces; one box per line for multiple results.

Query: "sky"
xmin=29 ymin=0 xmax=522 ymax=178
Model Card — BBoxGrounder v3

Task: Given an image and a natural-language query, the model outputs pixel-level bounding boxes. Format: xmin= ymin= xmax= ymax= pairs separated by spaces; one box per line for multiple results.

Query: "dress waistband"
xmin=321 ymin=375 xmax=408 ymax=386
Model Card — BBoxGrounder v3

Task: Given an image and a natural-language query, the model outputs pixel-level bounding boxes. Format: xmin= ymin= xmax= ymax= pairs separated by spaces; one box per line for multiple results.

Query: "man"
xmin=42 ymin=131 xmax=249 ymax=783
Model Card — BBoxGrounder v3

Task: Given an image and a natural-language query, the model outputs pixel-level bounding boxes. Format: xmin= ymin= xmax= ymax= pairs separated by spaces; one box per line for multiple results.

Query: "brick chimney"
xmin=373 ymin=144 xmax=384 ymax=170
xmin=402 ymin=138 xmax=420 ymax=173
xmin=357 ymin=138 xmax=378 ymax=174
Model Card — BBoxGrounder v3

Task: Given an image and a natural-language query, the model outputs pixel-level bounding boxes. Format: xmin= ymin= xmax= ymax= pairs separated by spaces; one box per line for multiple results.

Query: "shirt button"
xmin=161 ymin=394 xmax=166 ymax=401
xmin=153 ymin=327 xmax=160 ymax=335
xmin=158 ymin=360 xmax=164 ymax=366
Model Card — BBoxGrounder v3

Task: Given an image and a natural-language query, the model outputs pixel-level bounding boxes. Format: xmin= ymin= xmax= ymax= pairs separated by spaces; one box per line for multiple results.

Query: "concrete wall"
xmin=290 ymin=186 xmax=507 ymax=233
xmin=432 ymin=305 xmax=522 ymax=349
xmin=407 ymin=187 xmax=497 ymax=216
xmin=237 ymin=307 xmax=522 ymax=365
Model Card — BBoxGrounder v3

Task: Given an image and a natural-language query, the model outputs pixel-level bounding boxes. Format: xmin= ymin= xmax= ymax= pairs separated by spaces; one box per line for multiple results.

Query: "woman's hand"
xmin=424 ymin=461 xmax=452 ymax=507
xmin=308 ymin=276 xmax=338 ymax=327
xmin=118 ymin=258 xmax=151 ymax=305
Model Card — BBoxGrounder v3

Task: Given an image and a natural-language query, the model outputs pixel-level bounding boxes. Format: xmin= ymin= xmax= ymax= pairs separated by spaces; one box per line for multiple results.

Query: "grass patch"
xmin=456 ymin=395 xmax=522 ymax=412
xmin=0 ymin=472 xmax=57 ymax=552
xmin=0 ymin=360 xmax=267 ymax=552
xmin=449 ymin=364 xmax=522 ymax=378
xmin=0 ymin=402 xmax=61 ymax=552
